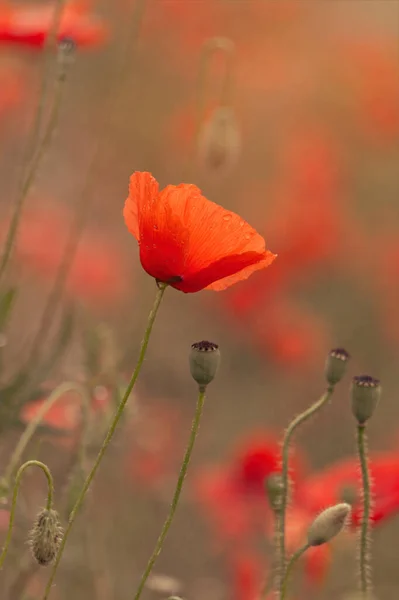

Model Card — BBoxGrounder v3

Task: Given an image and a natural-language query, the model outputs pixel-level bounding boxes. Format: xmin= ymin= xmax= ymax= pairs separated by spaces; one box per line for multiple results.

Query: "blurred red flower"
xmin=0 ymin=203 xmax=128 ymax=307
xmin=297 ymin=452 xmax=399 ymax=527
xmin=125 ymin=401 xmax=186 ymax=491
xmin=0 ymin=0 xmax=108 ymax=49
xmin=193 ymin=431 xmax=306 ymax=547
xmin=124 ymin=171 xmax=276 ymax=293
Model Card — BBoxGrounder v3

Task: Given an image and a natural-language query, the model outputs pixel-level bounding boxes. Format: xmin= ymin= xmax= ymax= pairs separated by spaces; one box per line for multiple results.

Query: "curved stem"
xmin=277 ymin=385 xmax=334 ymax=596
xmin=41 ymin=283 xmax=167 ymax=600
xmin=2 ymin=382 xmax=89 ymax=490
xmin=133 ymin=388 xmax=206 ymax=600
xmin=0 ymin=460 xmax=54 ymax=569
xmin=281 ymin=544 xmax=310 ymax=600
xmin=0 ymin=34 xmax=68 ymax=286
xmin=357 ymin=424 xmax=372 ymax=596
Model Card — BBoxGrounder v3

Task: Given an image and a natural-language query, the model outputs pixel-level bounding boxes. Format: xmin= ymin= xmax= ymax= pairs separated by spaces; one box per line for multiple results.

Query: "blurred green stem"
xmin=42 ymin=282 xmax=167 ymax=600
xmin=0 ymin=4 xmax=67 ymax=287
xmin=2 ymin=382 xmax=89 ymax=492
xmin=357 ymin=424 xmax=372 ymax=596
xmin=133 ymin=387 xmax=206 ymax=600
xmin=0 ymin=460 xmax=54 ymax=569
xmin=281 ymin=544 xmax=310 ymax=600
xmin=277 ymin=384 xmax=334 ymax=597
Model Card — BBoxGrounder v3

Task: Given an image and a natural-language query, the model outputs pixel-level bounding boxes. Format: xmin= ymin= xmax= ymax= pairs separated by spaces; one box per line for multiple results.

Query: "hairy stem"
xmin=133 ymin=388 xmax=206 ymax=600
xmin=0 ymin=461 xmax=54 ymax=569
xmin=41 ymin=283 xmax=166 ymax=599
xmin=357 ymin=424 xmax=372 ymax=596
xmin=277 ymin=385 xmax=334 ymax=596
xmin=281 ymin=544 xmax=310 ymax=600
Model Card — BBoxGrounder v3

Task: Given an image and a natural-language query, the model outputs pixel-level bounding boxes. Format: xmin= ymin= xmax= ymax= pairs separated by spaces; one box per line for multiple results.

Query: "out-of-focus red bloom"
xmin=20 ymin=384 xmax=111 ymax=433
xmin=0 ymin=203 xmax=128 ymax=307
xmin=125 ymin=401 xmax=185 ymax=491
xmin=228 ymin=551 xmax=264 ymax=600
xmin=297 ymin=452 xmax=399 ymax=527
xmin=193 ymin=431 xmax=306 ymax=546
xmin=337 ymin=39 xmax=399 ymax=143
xmin=0 ymin=63 xmax=24 ymax=118
xmin=0 ymin=0 xmax=108 ymax=49
xmin=251 ymin=301 xmax=330 ymax=369
xmin=124 ymin=171 xmax=276 ymax=293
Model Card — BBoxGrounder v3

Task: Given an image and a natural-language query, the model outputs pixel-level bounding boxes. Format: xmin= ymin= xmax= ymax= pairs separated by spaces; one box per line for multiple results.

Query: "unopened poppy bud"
xmin=325 ymin=348 xmax=350 ymax=385
xmin=29 ymin=509 xmax=63 ymax=566
xmin=189 ymin=341 xmax=220 ymax=390
xmin=351 ymin=375 xmax=381 ymax=424
xmin=197 ymin=107 xmax=240 ymax=173
xmin=265 ymin=473 xmax=283 ymax=512
xmin=307 ymin=503 xmax=351 ymax=546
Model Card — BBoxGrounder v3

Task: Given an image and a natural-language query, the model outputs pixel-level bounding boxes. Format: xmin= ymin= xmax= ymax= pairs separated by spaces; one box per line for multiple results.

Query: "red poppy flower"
xmin=0 ymin=1 xmax=108 ymax=49
xmin=123 ymin=172 xmax=276 ymax=293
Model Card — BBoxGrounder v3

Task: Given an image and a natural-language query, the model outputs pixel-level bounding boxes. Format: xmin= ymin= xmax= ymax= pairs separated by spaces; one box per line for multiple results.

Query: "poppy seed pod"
xmin=307 ymin=503 xmax=351 ymax=546
xmin=29 ymin=509 xmax=63 ymax=566
xmin=189 ymin=341 xmax=220 ymax=390
xmin=351 ymin=375 xmax=381 ymax=424
xmin=197 ymin=107 xmax=241 ymax=173
xmin=325 ymin=348 xmax=350 ymax=385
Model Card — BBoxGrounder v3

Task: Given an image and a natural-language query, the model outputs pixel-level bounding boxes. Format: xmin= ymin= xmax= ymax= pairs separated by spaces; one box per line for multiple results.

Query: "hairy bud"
xmin=351 ymin=375 xmax=381 ymax=424
xmin=307 ymin=503 xmax=351 ymax=546
xmin=29 ymin=509 xmax=63 ymax=566
xmin=325 ymin=348 xmax=350 ymax=385
xmin=189 ymin=341 xmax=220 ymax=390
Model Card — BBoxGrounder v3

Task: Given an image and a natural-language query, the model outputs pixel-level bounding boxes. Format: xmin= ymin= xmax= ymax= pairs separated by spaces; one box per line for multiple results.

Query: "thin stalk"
xmin=0 ymin=58 xmax=67 ymax=286
xmin=281 ymin=544 xmax=310 ymax=600
xmin=357 ymin=424 xmax=372 ymax=596
xmin=2 ymin=382 xmax=89 ymax=490
xmin=0 ymin=460 xmax=54 ymax=569
xmin=133 ymin=388 xmax=206 ymax=600
xmin=23 ymin=0 xmax=66 ymax=163
xmin=277 ymin=384 xmax=334 ymax=596
xmin=41 ymin=283 xmax=167 ymax=600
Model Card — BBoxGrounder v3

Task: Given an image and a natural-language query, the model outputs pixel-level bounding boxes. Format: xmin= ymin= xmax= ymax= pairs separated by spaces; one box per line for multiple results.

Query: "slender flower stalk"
xmin=0 ymin=460 xmax=54 ymax=569
xmin=41 ymin=283 xmax=167 ymax=600
xmin=1 ymin=382 xmax=89 ymax=494
xmin=0 ymin=13 xmax=68 ymax=287
xmin=280 ymin=544 xmax=310 ymax=600
xmin=277 ymin=384 xmax=335 ymax=596
xmin=133 ymin=388 xmax=207 ymax=600
xmin=357 ymin=424 xmax=372 ymax=596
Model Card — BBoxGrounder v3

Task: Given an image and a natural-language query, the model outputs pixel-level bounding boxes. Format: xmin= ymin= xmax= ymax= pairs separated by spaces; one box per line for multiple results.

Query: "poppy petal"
xmin=124 ymin=171 xmax=159 ymax=240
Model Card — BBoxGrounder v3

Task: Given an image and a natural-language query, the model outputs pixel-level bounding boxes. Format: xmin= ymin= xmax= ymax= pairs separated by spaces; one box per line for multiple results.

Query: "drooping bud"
xmin=29 ymin=509 xmax=63 ymax=566
xmin=265 ymin=473 xmax=283 ymax=512
xmin=325 ymin=348 xmax=350 ymax=385
xmin=197 ymin=107 xmax=240 ymax=173
xmin=189 ymin=341 xmax=220 ymax=390
xmin=307 ymin=503 xmax=351 ymax=547
xmin=351 ymin=375 xmax=381 ymax=425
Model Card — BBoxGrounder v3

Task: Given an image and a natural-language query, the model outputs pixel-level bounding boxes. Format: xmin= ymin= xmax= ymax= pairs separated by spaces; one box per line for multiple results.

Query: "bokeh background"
xmin=0 ymin=1 xmax=399 ymax=599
